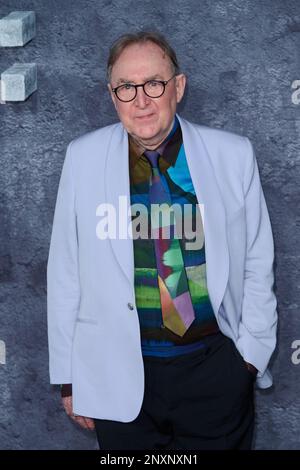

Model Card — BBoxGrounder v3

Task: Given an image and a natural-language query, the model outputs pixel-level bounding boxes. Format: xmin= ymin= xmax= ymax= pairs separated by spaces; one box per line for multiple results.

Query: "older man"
xmin=47 ymin=31 xmax=277 ymax=450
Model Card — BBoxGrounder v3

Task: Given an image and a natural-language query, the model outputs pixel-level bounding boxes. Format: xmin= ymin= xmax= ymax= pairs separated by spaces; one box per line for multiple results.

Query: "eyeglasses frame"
xmin=111 ymin=74 xmax=178 ymax=102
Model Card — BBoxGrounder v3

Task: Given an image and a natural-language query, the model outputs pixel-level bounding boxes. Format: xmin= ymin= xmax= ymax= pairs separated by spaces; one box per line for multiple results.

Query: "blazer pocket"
xmin=75 ymin=317 xmax=98 ymax=325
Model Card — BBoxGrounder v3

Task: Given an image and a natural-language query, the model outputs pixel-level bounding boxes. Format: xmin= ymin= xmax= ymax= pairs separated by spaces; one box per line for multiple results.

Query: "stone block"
xmin=0 ymin=340 xmax=5 ymax=365
xmin=0 ymin=11 xmax=36 ymax=47
xmin=1 ymin=63 xmax=37 ymax=101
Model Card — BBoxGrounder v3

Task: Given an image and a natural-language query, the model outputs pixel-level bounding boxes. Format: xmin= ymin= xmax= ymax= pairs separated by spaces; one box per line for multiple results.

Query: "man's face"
xmin=108 ymin=41 xmax=186 ymax=149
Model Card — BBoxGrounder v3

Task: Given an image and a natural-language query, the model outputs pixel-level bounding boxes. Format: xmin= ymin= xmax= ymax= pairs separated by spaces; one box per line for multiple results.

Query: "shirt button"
xmin=127 ymin=302 xmax=134 ymax=310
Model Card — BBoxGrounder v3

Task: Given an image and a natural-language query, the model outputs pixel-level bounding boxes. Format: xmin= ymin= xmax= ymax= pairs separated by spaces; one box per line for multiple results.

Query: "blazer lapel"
xmin=104 ymin=124 xmax=134 ymax=286
xmin=177 ymin=114 xmax=229 ymax=316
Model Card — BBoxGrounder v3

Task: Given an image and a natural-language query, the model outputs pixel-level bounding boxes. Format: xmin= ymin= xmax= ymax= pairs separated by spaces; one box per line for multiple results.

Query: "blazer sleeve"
xmin=236 ymin=137 xmax=278 ymax=377
xmin=47 ymin=141 xmax=80 ymax=384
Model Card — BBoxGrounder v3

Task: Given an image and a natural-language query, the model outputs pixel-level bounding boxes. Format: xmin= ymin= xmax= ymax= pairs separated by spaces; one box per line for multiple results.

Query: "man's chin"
xmin=131 ymin=128 xmax=160 ymax=145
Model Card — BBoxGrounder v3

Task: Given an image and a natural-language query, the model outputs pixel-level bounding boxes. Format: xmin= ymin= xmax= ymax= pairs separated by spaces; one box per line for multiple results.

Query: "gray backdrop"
xmin=0 ymin=0 xmax=299 ymax=450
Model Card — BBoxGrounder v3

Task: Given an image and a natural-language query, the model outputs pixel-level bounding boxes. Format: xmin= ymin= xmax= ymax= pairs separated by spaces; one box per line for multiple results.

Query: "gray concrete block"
xmin=1 ymin=63 xmax=37 ymax=101
xmin=0 ymin=11 xmax=36 ymax=47
xmin=0 ymin=81 xmax=5 ymax=104
xmin=0 ymin=340 xmax=6 ymax=365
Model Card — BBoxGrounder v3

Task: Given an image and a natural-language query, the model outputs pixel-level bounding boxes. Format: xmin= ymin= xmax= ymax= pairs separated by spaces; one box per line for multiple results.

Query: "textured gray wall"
xmin=0 ymin=0 xmax=299 ymax=450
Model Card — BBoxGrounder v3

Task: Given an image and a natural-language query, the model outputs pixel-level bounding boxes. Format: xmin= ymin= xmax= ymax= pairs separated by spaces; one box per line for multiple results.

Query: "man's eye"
xmin=122 ymin=84 xmax=134 ymax=90
xmin=148 ymin=81 xmax=159 ymax=87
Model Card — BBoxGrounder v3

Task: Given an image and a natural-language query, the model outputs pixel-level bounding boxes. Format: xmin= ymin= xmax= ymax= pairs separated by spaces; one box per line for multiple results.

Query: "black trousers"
xmin=94 ymin=332 xmax=255 ymax=450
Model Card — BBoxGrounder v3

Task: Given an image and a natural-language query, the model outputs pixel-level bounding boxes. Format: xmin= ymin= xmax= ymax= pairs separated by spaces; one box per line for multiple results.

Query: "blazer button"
xmin=160 ymin=324 xmax=165 ymax=329
xmin=127 ymin=302 xmax=134 ymax=310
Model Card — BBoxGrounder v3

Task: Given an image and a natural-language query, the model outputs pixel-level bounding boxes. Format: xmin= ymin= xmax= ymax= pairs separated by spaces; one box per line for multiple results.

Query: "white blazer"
xmin=47 ymin=114 xmax=278 ymax=421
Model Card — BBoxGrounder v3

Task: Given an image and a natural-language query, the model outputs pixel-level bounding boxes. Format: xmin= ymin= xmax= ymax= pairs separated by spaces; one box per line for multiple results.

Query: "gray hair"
xmin=107 ymin=31 xmax=180 ymax=82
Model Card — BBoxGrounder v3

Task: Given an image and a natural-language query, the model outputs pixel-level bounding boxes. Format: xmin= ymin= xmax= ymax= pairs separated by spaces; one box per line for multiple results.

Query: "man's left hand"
xmin=245 ymin=362 xmax=258 ymax=377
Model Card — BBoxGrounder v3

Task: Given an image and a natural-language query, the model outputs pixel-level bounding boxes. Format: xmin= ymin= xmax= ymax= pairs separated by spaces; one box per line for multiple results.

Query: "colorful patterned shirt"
xmin=129 ymin=116 xmax=219 ymax=357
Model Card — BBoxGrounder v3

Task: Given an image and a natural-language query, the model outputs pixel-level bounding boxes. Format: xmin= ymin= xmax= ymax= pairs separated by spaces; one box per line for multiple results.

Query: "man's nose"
xmin=134 ymin=86 xmax=150 ymax=107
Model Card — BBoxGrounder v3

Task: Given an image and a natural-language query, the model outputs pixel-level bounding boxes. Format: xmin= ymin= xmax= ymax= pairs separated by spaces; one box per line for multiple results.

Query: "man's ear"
xmin=175 ymin=74 xmax=186 ymax=104
xmin=107 ymin=83 xmax=117 ymax=109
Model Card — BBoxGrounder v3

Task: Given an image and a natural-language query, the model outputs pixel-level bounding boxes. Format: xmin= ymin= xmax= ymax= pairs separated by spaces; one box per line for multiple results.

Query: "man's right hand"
xmin=62 ymin=395 xmax=95 ymax=431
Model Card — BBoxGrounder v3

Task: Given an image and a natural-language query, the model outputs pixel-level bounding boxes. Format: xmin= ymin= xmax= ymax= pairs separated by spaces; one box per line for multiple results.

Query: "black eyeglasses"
xmin=111 ymin=74 xmax=177 ymax=102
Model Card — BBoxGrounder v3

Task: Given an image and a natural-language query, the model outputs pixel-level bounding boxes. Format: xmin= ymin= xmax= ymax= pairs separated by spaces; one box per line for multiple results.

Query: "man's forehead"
xmin=111 ymin=42 xmax=173 ymax=84
xmin=115 ymin=73 xmax=166 ymax=85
